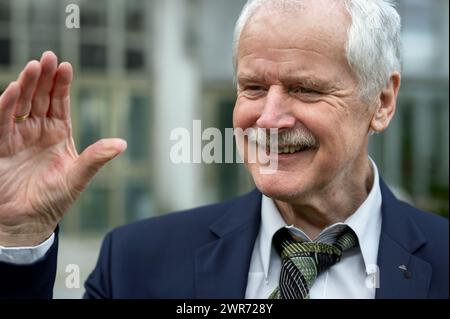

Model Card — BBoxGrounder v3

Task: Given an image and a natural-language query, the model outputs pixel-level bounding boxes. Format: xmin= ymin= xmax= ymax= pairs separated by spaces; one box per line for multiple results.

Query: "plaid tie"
xmin=269 ymin=226 xmax=358 ymax=299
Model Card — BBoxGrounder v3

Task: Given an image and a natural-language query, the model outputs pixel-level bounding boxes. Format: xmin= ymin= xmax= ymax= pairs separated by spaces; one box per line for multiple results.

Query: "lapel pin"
xmin=398 ymin=265 xmax=412 ymax=279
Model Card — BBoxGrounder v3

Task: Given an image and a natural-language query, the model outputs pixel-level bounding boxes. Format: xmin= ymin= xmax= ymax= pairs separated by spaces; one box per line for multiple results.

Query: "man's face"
xmin=233 ymin=1 xmax=375 ymax=202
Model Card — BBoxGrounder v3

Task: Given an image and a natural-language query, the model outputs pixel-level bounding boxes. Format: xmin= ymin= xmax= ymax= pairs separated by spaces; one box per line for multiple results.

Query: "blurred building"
xmin=0 ymin=0 xmax=448 ymax=231
xmin=0 ymin=0 xmax=448 ymax=297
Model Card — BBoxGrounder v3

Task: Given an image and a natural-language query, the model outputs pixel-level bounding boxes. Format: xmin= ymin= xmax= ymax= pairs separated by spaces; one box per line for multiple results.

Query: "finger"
xmin=31 ymin=51 xmax=58 ymax=117
xmin=14 ymin=61 xmax=42 ymax=119
xmin=48 ymin=62 xmax=73 ymax=120
xmin=67 ymin=139 xmax=127 ymax=194
xmin=0 ymin=82 xmax=21 ymax=134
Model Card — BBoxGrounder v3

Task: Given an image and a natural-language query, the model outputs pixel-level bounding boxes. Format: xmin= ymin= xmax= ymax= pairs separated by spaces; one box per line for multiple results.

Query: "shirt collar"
xmin=259 ymin=158 xmax=382 ymax=279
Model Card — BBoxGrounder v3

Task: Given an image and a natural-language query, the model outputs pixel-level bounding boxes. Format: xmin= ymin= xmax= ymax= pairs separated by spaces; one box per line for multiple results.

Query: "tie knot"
xmin=269 ymin=226 xmax=358 ymax=299
xmin=273 ymin=227 xmax=358 ymax=271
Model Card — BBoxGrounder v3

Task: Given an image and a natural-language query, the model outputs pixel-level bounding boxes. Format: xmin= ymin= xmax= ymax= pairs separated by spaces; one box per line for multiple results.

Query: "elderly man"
xmin=0 ymin=0 xmax=448 ymax=299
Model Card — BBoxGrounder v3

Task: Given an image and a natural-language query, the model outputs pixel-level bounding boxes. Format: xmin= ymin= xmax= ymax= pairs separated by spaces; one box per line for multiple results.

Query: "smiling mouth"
xmin=263 ymin=144 xmax=316 ymax=155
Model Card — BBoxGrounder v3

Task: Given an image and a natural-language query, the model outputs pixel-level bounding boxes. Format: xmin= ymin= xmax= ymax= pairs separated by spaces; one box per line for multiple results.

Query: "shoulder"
xmin=92 ymin=189 xmax=261 ymax=283
xmin=398 ymin=199 xmax=448 ymax=244
xmin=107 ymin=189 xmax=261 ymax=248
xmin=381 ymin=180 xmax=448 ymax=247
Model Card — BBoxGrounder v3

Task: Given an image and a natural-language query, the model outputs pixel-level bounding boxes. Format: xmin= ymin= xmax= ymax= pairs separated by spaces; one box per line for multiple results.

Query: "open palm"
xmin=0 ymin=52 xmax=127 ymax=247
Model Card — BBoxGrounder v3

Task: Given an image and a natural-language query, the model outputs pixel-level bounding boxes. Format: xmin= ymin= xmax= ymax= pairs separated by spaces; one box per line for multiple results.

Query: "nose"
xmin=256 ymin=86 xmax=296 ymax=129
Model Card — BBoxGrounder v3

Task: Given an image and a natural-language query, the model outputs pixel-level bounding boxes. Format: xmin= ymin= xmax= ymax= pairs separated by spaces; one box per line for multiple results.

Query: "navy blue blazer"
xmin=0 ymin=180 xmax=448 ymax=299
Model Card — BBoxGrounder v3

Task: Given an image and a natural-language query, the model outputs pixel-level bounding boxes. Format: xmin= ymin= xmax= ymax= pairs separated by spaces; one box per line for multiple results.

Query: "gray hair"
xmin=232 ymin=0 xmax=402 ymax=101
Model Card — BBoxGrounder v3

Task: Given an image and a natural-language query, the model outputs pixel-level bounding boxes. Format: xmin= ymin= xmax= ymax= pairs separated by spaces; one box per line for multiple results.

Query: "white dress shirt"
xmin=0 ymin=233 xmax=54 ymax=265
xmin=245 ymin=160 xmax=382 ymax=299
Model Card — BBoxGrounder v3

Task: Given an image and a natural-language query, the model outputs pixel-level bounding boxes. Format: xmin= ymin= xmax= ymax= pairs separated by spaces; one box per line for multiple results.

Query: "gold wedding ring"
xmin=13 ymin=113 xmax=30 ymax=123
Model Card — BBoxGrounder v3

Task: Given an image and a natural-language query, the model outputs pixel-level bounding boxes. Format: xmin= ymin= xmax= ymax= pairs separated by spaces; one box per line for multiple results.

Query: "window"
xmin=80 ymin=44 xmax=107 ymax=70
xmin=80 ymin=0 xmax=107 ymax=28
xmin=78 ymin=186 xmax=110 ymax=231
xmin=29 ymin=0 xmax=60 ymax=26
xmin=0 ymin=0 xmax=10 ymax=22
xmin=28 ymin=0 xmax=61 ymax=60
xmin=126 ymin=48 xmax=145 ymax=71
xmin=216 ymin=98 xmax=241 ymax=201
xmin=125 ymin=95 xmax=151 ymax=160
xmin=126 ymin=0 xmax=145 ymax=32
xmin=399 ymin=0 xmax=439 ymax=75
xmin=75 ymin=88 xmax=112 ymax=231
xmin=78 ymin=88 xmax=109 ymax=150
xmin=79 ymin=0 xmax=108 ymax=70
xmin=29 ymin=38 xmax=60 ymax=60
xmin=125 ymin=181 xmax=154 ymax=222
xmin=0 ymin=38 xmax=10 ymax=64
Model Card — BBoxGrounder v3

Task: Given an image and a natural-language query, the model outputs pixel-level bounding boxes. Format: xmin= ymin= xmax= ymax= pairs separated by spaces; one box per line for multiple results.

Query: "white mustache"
xmin=247 ymin=127 xmax=318 ymax=150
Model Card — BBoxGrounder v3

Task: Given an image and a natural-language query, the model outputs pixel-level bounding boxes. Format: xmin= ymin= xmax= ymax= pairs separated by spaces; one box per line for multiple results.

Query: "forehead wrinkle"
xmin=238 ymin=59 xmax=281 ymax=85
xmin=239 ymin=36 xmax=348 ymax=72
xmin=265 ymin=34 xmax=345 ymax=56
xmin=238 ymin=57 xmax=336 ymax=86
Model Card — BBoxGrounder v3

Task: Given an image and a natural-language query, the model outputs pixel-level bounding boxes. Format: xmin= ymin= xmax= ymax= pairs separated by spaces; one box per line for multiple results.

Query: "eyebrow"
xmin=236 ymin=73 xmax=265 ymax=84
xmin=237 ymin=72 xmax=336 ymax=91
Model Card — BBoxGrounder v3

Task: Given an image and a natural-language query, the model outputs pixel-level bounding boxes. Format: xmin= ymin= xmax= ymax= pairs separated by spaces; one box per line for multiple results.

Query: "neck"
xmin=275 ymin=158 xmax=374 ymax=240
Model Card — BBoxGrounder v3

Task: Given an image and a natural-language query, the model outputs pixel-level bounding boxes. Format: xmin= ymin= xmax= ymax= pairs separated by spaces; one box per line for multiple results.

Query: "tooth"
xmin=290 ymin=146 xmax=295 ymax=153
xmin=283 ymin=146 xmax=289 ymax=153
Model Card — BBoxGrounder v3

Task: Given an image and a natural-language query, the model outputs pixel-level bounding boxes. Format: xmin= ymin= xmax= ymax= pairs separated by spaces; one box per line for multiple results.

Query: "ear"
xmin=370 ymin=72 xmax=401 ymax=133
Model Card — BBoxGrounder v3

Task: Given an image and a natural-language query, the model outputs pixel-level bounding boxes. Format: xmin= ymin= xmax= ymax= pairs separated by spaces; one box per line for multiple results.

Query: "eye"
xmin=246 ymin=85 xmax=265 ymax=92
xmin=240 ymin=84 xmax=267 ymax=98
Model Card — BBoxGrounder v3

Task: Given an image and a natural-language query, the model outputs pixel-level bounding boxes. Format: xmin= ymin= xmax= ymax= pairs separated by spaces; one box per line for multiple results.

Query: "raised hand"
xmin=0 ymin=52 xmax=127 ymax=247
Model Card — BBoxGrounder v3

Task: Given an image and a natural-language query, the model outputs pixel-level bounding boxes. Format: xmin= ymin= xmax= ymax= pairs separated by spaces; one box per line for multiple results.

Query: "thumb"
xmin=67 ymin=138 xmax=127 ymax=193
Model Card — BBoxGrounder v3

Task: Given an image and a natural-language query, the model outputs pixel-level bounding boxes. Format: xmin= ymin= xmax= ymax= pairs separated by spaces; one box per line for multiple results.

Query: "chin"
xmin=250 ymin=167 xmax=309 ymax=202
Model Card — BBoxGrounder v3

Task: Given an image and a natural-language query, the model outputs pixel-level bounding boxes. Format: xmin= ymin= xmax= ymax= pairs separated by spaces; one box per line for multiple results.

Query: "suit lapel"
xmin=376 ymin=181 xmax=432 ymax=299
xmin=195 ymin=190 xmax=262 ymax=298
